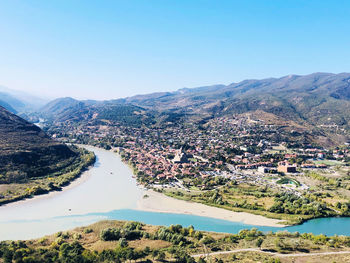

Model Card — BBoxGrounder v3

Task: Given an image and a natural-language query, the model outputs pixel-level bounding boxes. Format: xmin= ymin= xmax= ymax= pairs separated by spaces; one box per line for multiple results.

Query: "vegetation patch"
xmin=276 ymin=177 xmax=301 ymax=187
xmin=2 ymin=220 xmax=350 ymax=262
xmin=0 ymin=146 xmax=95 ymax=206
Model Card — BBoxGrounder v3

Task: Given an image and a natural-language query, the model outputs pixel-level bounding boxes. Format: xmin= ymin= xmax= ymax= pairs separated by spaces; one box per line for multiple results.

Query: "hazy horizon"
xmin=1 ymin=71 xmax=349 ymax=102
xmin=1 ymin=0 xmax=349 ymax=100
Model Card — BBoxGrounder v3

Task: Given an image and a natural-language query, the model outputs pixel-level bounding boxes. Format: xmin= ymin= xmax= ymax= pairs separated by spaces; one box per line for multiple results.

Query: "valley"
xmin=0 ymin=72 xmax=350 ymax=262
xmin=1 ymin=1 xmax=349 ymax=261
xmin=43 ymin=97 xmax=350 ymax=225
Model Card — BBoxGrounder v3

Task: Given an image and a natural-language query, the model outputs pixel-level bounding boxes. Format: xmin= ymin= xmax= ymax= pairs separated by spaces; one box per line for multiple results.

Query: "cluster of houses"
xmin=121 ymin=147 xmax=195 ymax=180
xmin=50 ymin=115 xmax=350 ymax=192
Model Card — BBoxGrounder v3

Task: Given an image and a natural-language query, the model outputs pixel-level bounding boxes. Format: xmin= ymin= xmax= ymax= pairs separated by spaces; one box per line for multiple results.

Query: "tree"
xmin=256 ymin=237 xmax=264 ymax=249
xmin=144 ymin=246 xmax=151 ymax=255
xmin=274 ymin=237 xmax=285 ymax=251
xmin=100 ymin=228 xmax=121 ymax=241
xmin=59 ymin=241 xmax=84 ymax=263
xmin=157 ymin=251 xmax=166 ymax=261
xmin=119 ymin=238 xmax=128 ymax=248
xmin=3 ymin=249 xmax=13 ymax=263
xmin=200 ymin=236 xmax=215 ymax=245
xmin=151 ymin=249 xmax=158 ymax=260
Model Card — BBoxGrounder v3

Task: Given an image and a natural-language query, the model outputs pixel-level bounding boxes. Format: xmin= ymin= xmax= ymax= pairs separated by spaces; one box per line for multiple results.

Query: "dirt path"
xmin=192 ymin=248 xmax=350 ymax=258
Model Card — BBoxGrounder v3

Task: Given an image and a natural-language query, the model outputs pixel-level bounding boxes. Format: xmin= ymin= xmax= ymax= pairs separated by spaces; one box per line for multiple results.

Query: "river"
xmin=0 ymin=146 xmax=349 ymax=240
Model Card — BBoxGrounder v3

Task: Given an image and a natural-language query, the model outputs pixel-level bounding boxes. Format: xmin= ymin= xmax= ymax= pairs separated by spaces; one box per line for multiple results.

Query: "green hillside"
xmin=0 ymin=106 xmax=94 ymax=184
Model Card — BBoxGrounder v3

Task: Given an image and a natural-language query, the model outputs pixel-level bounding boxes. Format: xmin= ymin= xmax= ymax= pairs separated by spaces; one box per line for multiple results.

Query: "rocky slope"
xmin=0 ymin=106 xmax=78 ymax=183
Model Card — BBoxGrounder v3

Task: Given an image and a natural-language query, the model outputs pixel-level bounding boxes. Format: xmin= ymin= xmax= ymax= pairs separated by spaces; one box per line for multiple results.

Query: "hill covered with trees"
xmin=37 ymin=72 xmax=350 ymax=146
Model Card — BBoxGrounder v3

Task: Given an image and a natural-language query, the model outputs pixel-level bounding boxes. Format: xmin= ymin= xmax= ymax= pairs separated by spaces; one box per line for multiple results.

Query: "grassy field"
xmin=163 ymin=185 xmax=315 ymax=225
xmin=313 ymin=160 xmax=345 ymax=166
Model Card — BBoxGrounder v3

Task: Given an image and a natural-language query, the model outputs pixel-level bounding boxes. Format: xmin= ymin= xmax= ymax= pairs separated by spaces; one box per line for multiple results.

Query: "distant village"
xmin=49 ymin=115 xmax=350 ymax=196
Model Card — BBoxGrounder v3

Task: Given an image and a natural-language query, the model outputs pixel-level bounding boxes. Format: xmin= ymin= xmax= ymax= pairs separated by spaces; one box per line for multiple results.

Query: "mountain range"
xmin=0 ymin=72 xmax=348 ymax=184
xmin=1 ymin=72 xmax=349 ymax=147
xmin=117 ymin=72 xmax=350 ymax=126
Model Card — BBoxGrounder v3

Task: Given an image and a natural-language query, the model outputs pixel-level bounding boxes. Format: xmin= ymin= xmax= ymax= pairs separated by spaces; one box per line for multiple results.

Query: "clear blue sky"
xmin=0 ymin=0 xmax=349 ymax=100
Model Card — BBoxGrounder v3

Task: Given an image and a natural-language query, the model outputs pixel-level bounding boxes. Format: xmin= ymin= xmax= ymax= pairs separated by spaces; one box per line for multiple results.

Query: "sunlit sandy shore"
xmin=137 ymin=189 xmax=286 ymax=227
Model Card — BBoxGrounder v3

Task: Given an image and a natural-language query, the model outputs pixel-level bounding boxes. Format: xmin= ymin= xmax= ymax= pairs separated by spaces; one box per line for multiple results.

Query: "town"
xmin=48 ymin=114 xmax=350 ymax=224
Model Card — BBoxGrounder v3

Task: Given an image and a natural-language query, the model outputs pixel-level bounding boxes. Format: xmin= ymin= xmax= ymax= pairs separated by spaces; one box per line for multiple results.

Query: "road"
xmin=192 ymin=248 xmax=350 ymax=258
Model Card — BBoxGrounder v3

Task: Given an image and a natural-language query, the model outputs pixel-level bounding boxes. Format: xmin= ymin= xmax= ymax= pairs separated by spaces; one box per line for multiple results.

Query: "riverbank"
xmin=0 ymin=162 xmax=93 ymax=212
xmin=0 ymin=146 xmax=95 ymax=207
xmin=0 ymin=146 xmax=143 ymax=226
xmin=137 ymin=189 xmax=286 ymax=227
